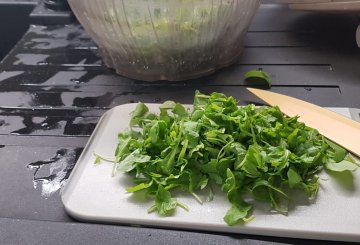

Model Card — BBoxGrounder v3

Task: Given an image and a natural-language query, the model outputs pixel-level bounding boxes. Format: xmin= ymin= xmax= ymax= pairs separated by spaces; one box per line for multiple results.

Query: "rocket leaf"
xmin=100 ymin=90 xmax=358 ymax=226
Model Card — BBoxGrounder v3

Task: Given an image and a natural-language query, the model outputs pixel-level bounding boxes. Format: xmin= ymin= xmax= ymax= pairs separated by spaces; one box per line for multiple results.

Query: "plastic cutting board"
xmin=61 ymin=104 xmax=360 ymax=242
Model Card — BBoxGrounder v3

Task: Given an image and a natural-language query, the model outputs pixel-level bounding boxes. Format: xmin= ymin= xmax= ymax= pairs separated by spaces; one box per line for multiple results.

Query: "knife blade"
xmin=247 ymin=88 xmax=360 ymax=158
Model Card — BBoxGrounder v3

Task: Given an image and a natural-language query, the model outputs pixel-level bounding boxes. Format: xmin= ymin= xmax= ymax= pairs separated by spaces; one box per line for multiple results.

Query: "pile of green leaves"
xmin=103 ymin=91 xmax=358 ymax=225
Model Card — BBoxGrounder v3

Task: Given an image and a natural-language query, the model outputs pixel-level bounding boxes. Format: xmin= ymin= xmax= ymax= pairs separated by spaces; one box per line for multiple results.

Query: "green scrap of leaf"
xmin=224 ymin=204 xmax=253 ymax=226
xmin=94 ymin=155 xmax=101 ymax=165
xmin=115 ymin=149 xmax=151 ymax=173
xmin=287 ymin=167 xmax=303 ymax=188
xmin=325 ymin=159 xmax=358 ymax=172
xmin=325 ymin=139 xmax=347 ymax=162
xmin=154 ymin=185 xmax=188 ymax=216
xmin=172 ymin=103 xmax=189 ymax=117
xmin=244 ymin=69 xmax=272 ymax=88
xmin=237 ymin=145 xmax=263 ymax=177
xmin=126 ymin=182 xmax=153 ymax=193
xmin=93 ymin=152 xmax=115 ymax=165
xmin=130 ymin=102 xmax=149 ymax=118
xmin=130 ymin=102 xmax=149 ymax=126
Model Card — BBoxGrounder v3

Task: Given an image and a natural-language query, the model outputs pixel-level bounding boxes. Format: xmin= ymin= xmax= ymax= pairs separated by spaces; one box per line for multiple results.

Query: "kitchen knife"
xmin=247 ymin=88 xmax=360 ymax=158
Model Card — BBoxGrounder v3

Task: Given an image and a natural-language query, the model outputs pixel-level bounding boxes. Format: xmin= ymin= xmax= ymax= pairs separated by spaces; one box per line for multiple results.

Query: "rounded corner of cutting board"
xmin=60 ymin=195 xmax=78 ymax=219
xmin=61 ymin=196 xmax=92 ymax=222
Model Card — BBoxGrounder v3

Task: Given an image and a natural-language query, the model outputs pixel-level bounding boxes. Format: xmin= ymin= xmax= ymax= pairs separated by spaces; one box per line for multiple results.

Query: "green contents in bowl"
xmin=68 ymin=0 xmax=261 ymax=80
xmin=104 ymin=2 xmax=234 ymax=51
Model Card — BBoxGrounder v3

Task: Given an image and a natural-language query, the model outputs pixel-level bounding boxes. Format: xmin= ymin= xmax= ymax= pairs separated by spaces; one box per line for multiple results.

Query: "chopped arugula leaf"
xmin=244 ymin=69 xmax=272 ymax=88
xmin=94 ymin=155 xmax=101 ymax=165
xmin=102 ymin=90 xmax=358 ymax=225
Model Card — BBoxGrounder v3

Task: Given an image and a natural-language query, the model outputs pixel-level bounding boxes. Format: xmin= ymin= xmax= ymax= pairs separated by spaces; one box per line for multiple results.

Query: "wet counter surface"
xmin=0 ymin=3 xmax=360 ymax=245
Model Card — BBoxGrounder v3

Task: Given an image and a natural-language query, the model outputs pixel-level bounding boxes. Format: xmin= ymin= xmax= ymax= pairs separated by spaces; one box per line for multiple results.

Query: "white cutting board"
xmin=61 ymin=104 xmax=360 ymax=242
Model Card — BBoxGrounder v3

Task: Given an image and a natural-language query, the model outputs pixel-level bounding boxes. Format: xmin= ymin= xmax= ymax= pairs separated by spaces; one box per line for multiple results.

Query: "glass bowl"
xmin=68 ymin=0 xmax=260 ymax=81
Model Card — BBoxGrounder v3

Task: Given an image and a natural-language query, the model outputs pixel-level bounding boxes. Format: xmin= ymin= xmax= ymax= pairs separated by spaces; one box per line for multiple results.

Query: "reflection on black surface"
xmin=23 ymin=25 xmax=95 ymax=50
xmin=30 ymin=92 xmax=65 ymax=107
xmin=27 ymin=148 xmax=83 ymax=198
xmin=10 ymin=51 xmax=101 ymax=67
xmin=72 ymin=92 xmax=114 ymax=107
xmin=11 ymin=116 xmax=62 ymax=135
xmin=10 ymin=115 xmax=97 ymax=136
xmin=63 ymin=117 xmax=97 ymax=135
xmin=292 ymin=14 xmax=359 ymax=50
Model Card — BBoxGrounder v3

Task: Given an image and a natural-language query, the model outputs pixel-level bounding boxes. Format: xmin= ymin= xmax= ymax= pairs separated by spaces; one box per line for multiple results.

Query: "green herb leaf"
xmin=130 ymin=102 xmax=149 ymax=126
xmin=244 ymin=69 xmax=272 ymax=88
xmin=130 ymin=102 xmax=149 ymax=118
xmin=94 ymin=155 xmax=101 ymax=165
xmin=172 ymin=103 xmax=188 ymax=117
xmin=287 ymin=167 xmax=303 ymax=188
xmin=325 ymin=139 xmax=347 ymax=162
xmin=325 ymin=159 xmax=358 ymax=172
xmin=155 ymin=185 xmax=178 ymax=216
xmin=126 ymin=182 xmax=152 ymax=193
xmin=224 ymin=204 xmax=253 ymax=226
xmin=115 ymin=149 xmax=151 ymax=173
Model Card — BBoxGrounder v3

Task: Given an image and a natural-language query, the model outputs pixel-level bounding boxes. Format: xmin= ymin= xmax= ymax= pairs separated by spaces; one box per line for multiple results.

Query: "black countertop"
xmin=0 ymin=2 xmax=359 ymax=244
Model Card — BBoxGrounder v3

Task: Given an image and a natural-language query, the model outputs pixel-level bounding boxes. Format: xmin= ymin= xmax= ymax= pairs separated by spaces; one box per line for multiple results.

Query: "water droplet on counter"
xmin=27 ymin=148 xmax=82 ymax=198
xmin=70 ymin=78 xmax=82 ymax=84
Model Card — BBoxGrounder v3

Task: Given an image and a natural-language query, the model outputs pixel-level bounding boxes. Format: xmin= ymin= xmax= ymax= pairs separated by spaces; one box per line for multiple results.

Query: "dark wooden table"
xmin=0 ymin=3 xmax=359 ymax=244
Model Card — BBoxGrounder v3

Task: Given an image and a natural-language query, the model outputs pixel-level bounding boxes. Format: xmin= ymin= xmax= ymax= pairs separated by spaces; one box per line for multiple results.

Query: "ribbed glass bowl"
xmin=68 ymin=0 xmax=260 ymax=81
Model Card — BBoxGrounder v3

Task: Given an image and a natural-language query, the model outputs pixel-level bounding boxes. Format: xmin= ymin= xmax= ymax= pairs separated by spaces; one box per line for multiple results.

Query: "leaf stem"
xmin=208 ymin=186 xmax=214 ymax=202
xmin=191 ymin=192 xmax=203 ymax=205
xmin=93 ymin=152 xmax=116 ymax=162
xmin=176 ymin=201 xmax=189 ymax=211
xmin=147 ymin=204 xmax=157 ymax=214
